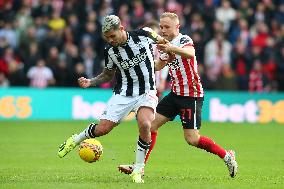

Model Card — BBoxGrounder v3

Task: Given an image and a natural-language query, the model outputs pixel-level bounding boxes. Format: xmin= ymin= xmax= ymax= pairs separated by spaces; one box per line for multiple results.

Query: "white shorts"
xmin=100 ymin=90 xmax=158 ymax=123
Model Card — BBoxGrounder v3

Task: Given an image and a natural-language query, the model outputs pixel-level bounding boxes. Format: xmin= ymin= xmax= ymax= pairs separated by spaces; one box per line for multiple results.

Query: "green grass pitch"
xmin=0 ymin=121 xmax=283 ymax=189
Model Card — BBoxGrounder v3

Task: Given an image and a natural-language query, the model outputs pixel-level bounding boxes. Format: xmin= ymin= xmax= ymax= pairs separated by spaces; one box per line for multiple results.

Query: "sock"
xmin=74 ymin=123 xmax=97 ymax=144
xmin=223 ymin=152 xmax=231 ymax=162
xmin=144 ymin=131 xmax=158 ymax=164
xmin=197 ymin=136 xmax=226 ymax=159
xmin=134 ymin=137 xmax=151 ymax=172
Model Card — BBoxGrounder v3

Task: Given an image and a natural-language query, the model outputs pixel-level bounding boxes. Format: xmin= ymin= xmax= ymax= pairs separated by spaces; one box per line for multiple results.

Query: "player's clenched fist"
xmin=78 ymin=77 xmax=91 ymax=88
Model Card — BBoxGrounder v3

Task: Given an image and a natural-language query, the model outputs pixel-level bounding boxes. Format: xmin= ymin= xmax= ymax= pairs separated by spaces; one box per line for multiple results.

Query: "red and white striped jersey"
xmin=163 ymin=33 xmax=204 ymax=97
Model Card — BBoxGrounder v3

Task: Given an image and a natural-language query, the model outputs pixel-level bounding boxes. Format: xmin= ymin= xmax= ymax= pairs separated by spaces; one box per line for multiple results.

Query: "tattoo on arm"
xmin=90 ymin=69 xmax=115 ymax=87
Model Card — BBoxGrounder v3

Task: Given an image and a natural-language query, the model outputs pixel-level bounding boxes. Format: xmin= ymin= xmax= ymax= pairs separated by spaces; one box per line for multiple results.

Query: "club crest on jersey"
xmin=180 ymin=37 xmax=190 ymax=44
xmin=119 ymin=51 xmax=148 ymax=70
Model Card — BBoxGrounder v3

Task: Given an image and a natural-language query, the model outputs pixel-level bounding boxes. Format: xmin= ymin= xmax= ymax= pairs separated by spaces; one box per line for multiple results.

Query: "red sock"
xmin=144 ymin=131 xmax=158 ymax=164
xmin=197 ymin=136 xmax=226 ymax=159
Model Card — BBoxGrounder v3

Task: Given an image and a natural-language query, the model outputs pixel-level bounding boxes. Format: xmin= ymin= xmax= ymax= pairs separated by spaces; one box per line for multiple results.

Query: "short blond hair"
xmin=160 ymin=12 xmax=179 ymax=24
xmin=102 ymin=15 xmax=121 ymax=33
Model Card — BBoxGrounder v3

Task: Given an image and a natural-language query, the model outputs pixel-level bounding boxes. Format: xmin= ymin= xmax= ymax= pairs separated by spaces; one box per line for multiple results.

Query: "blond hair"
xmin=160 ymin=12 xmax=179 ymax=24
xmin=102 ymin=15 xmax=121 ymax=33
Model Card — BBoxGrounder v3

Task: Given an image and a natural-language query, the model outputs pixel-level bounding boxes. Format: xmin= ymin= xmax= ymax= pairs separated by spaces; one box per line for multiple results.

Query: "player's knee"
xmin=138 ymin=120 xmax=151 ymax=132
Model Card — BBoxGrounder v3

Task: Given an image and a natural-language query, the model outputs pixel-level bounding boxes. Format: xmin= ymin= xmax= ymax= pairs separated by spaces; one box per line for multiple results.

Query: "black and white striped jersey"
xmin=104 ymin=28 xmax=159 ymax=96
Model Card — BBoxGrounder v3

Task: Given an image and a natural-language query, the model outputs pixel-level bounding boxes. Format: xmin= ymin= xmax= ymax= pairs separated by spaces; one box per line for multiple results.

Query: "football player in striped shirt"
xmin=118 ymin=12 xmax=238 ymax=178
xmin=57 ymin=15 xmax=171 ymax=183
xmin=143 ymin=20 xmax=169 ymax=100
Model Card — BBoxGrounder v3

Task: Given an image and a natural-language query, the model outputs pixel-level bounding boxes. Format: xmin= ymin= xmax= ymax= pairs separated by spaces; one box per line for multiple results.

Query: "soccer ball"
xmin=78 ymin=139 xmax=103 ymax=163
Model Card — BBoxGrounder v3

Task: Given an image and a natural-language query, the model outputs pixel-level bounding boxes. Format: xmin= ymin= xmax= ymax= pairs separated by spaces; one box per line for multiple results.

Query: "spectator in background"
xmin=253 ymin=2 xmax=267 ymax=23
xmin=229 ymin=18 xmax=251 ymax=46
xmin=0 ymin=0 xmax=283 ymax=91
xmin=274 ymin=3 xmax=284 ymax=25
xmin=53 ymin=57 xmax=71 ymax=87
xmin=130 ymin=0 xmax=145 ymax=28
xmin=64 ymin=43 xmax=82 ymax=68
xmin=82 ymin=46 xmax=96 ymax=78
xmin=251 ymin=21 xmax=270 ymax=49
xmin=231 ymin=40 xmax=250 ymax=90
xmin=249 ymin=60 xmax=268 ymax=93
xmin=199 ymin=0 xmax=216 ymax=27
xmin=0 ymin=0 xmax=14 ymax=23
xmin=0 ymin=47 xmax=21 ymax=76
xmin=27 ymin=59 xmax=54 ymax=88
xmin=275 ymin=45 xmax=284 ymax=91
xmin=237 ymin=0 xmax=254 ymax=22
xmin=216 ymin=64 xmax=237 ymax=91
xmin=63 ymin=26 xmax=74 ymax=45
xmin=0 ymin=22 xmax=18 ymax=49
xmin=22 ymin=42 xmax=41 ymax=73
xmin=191 ymin=31 xmax=205 ymax=65
xmin=33 ymin=16 xmax=49 ymax=43
xmin=81 ymin=20 xmax=99 ymax=50
xmin=118 ymin=4 xmax=131 ymax=30
xmin=215 ymin=0 xmax=236 ymax=32
xmin=0 ymin=37 xmax=9 ymax=57
xmin=61 ymin=0 xmax=77 ymax=21
xmin=211 ymin=20 xmax=225 ymax=35
xmin=18 ymin=26 xmax=37 ymax=59
xmin=41 ymin=29 xmax=63 ymax=58
xmin=46 ymin=46 xmax=60 ymax=72
xmin=32 ymin=0 xmax=53 ymax=18
xmin=0 ymin=72 xmax=9 ymax=87
xmin=66 ymin=14 xmax=81 ymax=45
xmin=15 ymin=5 xmax=33 ymax=33
xmin=8 ymin=56 xmax=27 ymax=86
xmin=204 ymin=32 xmax=232 ymax=88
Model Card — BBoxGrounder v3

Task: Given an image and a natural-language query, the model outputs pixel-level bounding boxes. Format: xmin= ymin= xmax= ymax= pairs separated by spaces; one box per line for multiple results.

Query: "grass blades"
xmin=0 ymin=121 xmax=283 ymax=189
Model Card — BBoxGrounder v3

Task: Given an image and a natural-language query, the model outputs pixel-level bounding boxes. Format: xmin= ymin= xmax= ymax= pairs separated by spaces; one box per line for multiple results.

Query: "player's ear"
xmin=176 ymin=24 xmax=180 ymax=29
xmin=120 ymin=25 xmax=124 ymax=31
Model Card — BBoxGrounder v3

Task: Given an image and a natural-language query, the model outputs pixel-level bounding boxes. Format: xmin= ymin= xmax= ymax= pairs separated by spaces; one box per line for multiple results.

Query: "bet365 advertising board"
xmin=0 ymin=88 xmax=283 ymax=123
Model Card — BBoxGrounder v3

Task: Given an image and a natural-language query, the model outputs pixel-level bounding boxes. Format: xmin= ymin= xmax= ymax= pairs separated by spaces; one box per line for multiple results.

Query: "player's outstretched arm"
xmin=78 ymin=68 xmax=115 ymax=88
xmin=157 ymin=44 xmax=195 ymax=59
xmin=142 ymin=27 xmax=169 ymax=45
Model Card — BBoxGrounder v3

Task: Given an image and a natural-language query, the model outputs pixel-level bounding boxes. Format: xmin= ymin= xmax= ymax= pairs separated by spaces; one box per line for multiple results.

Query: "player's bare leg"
xmin=184 ymin=129 xmax=238 ymax=178
xmin=118 ymin=131 xmax=158 ymax=175
xmin=119 ymin=113 xmax=169 ymax=175
xmin=130 ymin=107 xmax=154 ymax=183
xmin=145 ymin=113 xmax=170 ymax=163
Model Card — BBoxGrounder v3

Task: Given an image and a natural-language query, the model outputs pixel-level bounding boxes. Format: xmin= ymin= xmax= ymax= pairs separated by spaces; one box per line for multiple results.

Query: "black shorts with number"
xmin=156 ymin=92 xmax=204 ymax=129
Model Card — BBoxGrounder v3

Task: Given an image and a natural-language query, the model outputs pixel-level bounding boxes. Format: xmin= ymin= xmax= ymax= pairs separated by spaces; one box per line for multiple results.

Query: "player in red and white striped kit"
xmin=119 ymin=12 xmax=238 ymax=178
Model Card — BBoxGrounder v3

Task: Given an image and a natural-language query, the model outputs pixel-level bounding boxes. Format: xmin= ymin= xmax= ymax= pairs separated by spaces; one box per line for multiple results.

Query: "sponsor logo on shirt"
xmin=119 ymin=52 xmax=148 ymax=70
xmin=168 ymin=59 xmax=180 ymax=70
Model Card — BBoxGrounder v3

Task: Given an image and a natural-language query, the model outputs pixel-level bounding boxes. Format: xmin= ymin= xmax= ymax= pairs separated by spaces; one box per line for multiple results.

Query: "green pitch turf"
xmin=0 ymin=121 xmax=283 ymax=189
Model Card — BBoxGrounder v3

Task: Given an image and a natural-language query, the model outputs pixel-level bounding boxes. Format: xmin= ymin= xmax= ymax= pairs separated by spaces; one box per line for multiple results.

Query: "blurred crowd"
xmin=0 ymin=0 xmax=283 ymax=92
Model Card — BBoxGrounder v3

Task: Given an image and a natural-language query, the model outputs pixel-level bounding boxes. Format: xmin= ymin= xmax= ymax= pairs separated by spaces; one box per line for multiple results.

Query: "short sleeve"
xmin=179 ymin=36 xmax=194 ymax=47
